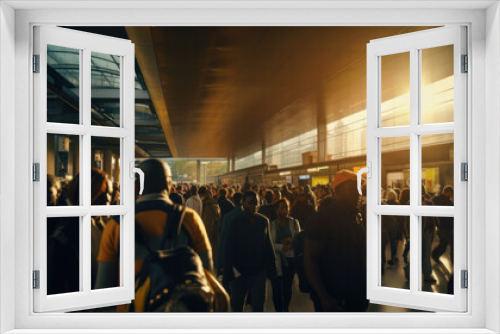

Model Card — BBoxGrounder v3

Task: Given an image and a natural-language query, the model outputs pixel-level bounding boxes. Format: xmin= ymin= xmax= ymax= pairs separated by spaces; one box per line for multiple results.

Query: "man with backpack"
xmin=95 ymin=159 xmax=217 ymax=312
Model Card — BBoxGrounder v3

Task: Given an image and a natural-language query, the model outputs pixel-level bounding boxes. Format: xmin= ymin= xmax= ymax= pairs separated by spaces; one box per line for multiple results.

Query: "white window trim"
xmin=0 ymin=1 xmax=498 ymax=333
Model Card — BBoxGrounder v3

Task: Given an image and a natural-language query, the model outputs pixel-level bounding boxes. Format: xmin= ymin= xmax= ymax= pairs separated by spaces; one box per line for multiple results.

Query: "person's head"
xmin=331 ymin=170 xmax=359 ymax=210
xmin=199 ymin=186 xmax=207 ymax=199
xmin=400 ymin=187 xmax=410 ymax=205
xmin=275 ymin=198 xmax=290 ymax=219
xmin=138 ymin=159 xmax=172 ymax=195
xmin=170 ymin=192 xmax=184 ymax=206
xmin=264 ymin=190 xmax=274 ymax=205
xmin=443 ymin=186 xmax=454 ymax=198
xmin=47 ymin=174 xmax=61 ymax=206
xmin=190 ymin=185 xmax=198 ymax=196
xmin=273 ymin=189 xmax=282 ymax=203
xmin=242 ymin=191 xmax=259 ymax=215
xmin=67 ymin=168 xmax=113 ymax=206
xmin=232 ymin=192 xmax=243 ymax=206
xmin=218 ymin=188 xmax=227 ymax=198
xmin=386 ymin=188 xmax=398 ymax=202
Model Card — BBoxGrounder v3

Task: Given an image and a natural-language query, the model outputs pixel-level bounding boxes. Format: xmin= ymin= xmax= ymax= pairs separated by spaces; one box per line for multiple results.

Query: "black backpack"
xmin=130 ymin=202 xmax=215 ymax=312
xmin=293 ymin=230 xmax=313 ymax=293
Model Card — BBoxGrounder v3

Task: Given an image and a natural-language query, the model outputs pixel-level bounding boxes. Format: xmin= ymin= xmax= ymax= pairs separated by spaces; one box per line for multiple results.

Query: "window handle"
xmin=130 ymin=162 xmax=144 ymax=195
xmin=357 ymin=162 xmax=371 ymax=195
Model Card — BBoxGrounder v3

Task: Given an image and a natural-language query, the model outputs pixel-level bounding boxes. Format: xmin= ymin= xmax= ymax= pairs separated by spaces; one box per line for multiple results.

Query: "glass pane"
xmin=421 ymin=45 xmax=454 ymax=124
xmin=91 ymin=137 xmax=120 ymax=206
xmin=91 ymin=52 xmax=121 ymax=127
xmin=47 ymin=44 xmax=80 ymax=124
xmin=421 ymin=133 xmax=454 ymax=205
xmin=92 ymin=216 xmax=120 ymax=290
xmin=381 ymin=137 xmax=410 ymax=204
xmin=47 ymin=216 xmax=80 ymax=295
xmin=47 ymin=134 xmax=80 ymax=206
xmin=380 ymin=52 xmax=410 ymax=127
xmin=421 ymin=216 xmax=454 ymax=295
xmin=381 ymin=215 xmax=409 ymax=290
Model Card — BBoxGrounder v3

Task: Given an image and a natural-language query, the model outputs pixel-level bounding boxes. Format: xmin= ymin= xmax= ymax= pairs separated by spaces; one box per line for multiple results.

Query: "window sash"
xmin=366 ymin=26 xmax=467 ymax=312
xmin=33 ymin=26 xmax=136 ymax=313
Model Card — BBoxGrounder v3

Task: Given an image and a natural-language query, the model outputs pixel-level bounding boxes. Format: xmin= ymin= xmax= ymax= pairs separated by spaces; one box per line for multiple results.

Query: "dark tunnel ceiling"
xmin=71 ymin=26 xmax=433 ymax=158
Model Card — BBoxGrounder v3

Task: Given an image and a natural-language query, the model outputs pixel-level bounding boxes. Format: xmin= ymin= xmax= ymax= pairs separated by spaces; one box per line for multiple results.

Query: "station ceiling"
xmin=71 ymin=26 xmax=432 ymax=159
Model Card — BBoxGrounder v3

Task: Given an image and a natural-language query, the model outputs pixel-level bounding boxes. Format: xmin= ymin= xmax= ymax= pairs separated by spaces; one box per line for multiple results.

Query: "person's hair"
xmin=275 ymin=198 xmax=290 ymax=212
xmin=399 ymin=187 xmax=410 ymax=205
xmin=443 ymin=186 xmax=454 ymax=195
xmin=190 ymin=185 xmax=198 ymax=196
xmin=232 ymin=192 xmax=243 ymax=206
xmin=199 ymin=186 xmax=207 ymax=197
xmin=386 ymin=188 xmax=398 ymax=201
xmin=219 ymin=188 xmax=227 ymax=197
xmin=242 ymin=190 xmax=258 ymax=202
xmin=67 ymin=168 xmax=110 ymax=206
xmin=264 ymin=190 xmax=274 ymax=204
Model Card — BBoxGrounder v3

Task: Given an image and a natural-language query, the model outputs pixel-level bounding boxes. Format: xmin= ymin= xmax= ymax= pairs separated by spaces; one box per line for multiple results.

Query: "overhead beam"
xmin=125 ymin=26 xmax=178 ymax=157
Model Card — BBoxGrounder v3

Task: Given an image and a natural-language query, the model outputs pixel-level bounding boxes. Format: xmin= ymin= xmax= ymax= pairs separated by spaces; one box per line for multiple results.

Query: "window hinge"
xmin=461 ymin=270 xmax=468 ymax=289
xmin=461 ymin=162 xmax=468 ymax=181
xmin=461 ymin=54 xmax=468 ymax=73
xmin=33 ymin=270 xmax=40 ymax=289
xmin=33 ymin=163 xmax=40 ymax=182
xmin=33 ymin=54 xmax=40 ymax=73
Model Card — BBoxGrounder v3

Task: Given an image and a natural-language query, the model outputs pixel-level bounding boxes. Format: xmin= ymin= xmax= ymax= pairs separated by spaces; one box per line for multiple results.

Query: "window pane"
xmin=380 ymin=52 xmax=410 ymax=127
xmin=421 ymin=45 xmax=454 ymax=124
xmin=47 ymin=216 xmax=81 ymax=295
xmin=91 ymin=137 xmax=120 ymax=206
xmin=47 ymin=134 xmax=80 ymax=206
xmin=381 ymin=215 xmax=409 ymax=290
xmin=91 ymin=52 xmax=121 ymax=127
xmin=381 ymin=137 xmax=410 ymax=204
xmin=47 ymin=44 xmax=80 ymax=124
xmin=92 ymin=216 xmax=120 ymax=290
xmin=421 ymin=133 xmax=454 ymax=205
xmin=421 ymin=216 xmax=454 ymax=295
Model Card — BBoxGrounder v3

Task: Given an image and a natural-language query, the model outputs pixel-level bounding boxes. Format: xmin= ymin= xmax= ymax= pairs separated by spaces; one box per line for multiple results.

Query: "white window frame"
xmin=366 ymin=26 xmax=467 ymax=312
xmin=33 ymin=26 xmax=136 ymax=312
xmin=0 ymin=1 xmax=498 ymax=333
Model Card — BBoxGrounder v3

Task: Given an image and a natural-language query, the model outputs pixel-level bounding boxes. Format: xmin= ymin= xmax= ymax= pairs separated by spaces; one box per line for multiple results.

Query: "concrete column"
xmin=317 ymin=85 xmax=328 ymax=163
xmin=227 ymin=156 xmax=231 ymax=173
xmin=262 ymin=142 xmax=266 ymax=165
xmin=196 ymin=160 xmax=201 ymax=183
xmin=231 ymin=154 xmax=236 ymax=172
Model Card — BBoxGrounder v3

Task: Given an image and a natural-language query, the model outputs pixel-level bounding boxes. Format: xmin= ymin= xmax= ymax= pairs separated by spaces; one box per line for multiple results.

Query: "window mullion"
xmin=409 ymin=47 xmax=420 ymax=295
xmin=82 ymin=47 xmax=92 ymax=295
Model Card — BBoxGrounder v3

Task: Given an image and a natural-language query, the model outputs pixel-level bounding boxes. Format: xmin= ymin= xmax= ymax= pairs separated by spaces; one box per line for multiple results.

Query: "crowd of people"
xmin=46 ymin=158 xmax=454 ymax=312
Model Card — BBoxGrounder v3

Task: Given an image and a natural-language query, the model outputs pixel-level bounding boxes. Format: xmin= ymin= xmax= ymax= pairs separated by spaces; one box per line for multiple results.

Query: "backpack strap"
xmin=134 ymin=200 xmax=175 ymax=255
xmin=135 ymin=220 xmax=154 ymax=255
xmin=160 ymin=204 xmax=187 ymax=250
